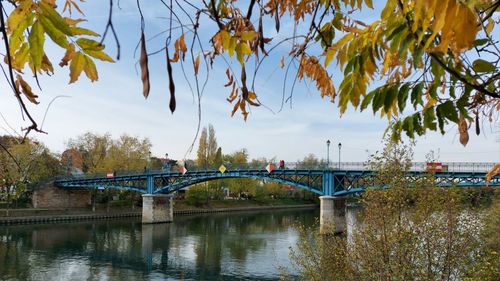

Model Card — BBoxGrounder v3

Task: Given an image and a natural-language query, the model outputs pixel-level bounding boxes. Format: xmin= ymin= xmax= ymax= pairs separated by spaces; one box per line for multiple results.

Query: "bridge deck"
xmin=54 ymin=168 xmax=499 ymax=196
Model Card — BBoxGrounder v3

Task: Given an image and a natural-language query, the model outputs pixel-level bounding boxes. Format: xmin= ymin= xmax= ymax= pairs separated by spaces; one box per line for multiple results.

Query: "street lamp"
xmin=338 ymin=142 xmax=342 ymax=169
xmin=326 ymin=140 xmax=331 ymax=168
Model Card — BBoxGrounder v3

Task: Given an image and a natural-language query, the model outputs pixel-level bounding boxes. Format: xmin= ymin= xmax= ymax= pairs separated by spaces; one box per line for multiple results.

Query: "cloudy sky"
xmin=0 ymin=1 xmax=498 ymax=163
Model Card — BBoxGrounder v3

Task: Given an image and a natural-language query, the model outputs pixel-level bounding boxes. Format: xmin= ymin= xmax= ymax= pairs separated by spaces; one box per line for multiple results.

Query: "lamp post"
xmin=326 ymin=140 xmax=331 ymax=168
xmin=338 ymin=142 xmax=342 ymax=169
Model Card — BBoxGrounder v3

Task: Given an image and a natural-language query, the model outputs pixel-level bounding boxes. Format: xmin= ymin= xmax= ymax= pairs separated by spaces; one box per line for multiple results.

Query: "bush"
xmin=186 ymin=186 xmax=208 ymax=207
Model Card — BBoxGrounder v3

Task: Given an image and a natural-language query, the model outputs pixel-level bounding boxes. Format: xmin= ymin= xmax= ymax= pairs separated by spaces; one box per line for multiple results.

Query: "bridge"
xmin=52 ymin=162 xmax=498 ymax=233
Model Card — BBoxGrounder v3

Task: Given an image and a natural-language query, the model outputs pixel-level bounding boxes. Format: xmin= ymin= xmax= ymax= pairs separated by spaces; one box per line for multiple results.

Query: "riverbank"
xmin=0 ymin=200 xmax=318 ymax=225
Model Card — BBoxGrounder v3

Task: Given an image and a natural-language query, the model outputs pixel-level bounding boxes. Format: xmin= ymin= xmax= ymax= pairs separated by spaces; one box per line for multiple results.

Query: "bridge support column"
xmin=142 ymin=194 xmax=173 ymax=224
xmin=319 ymin=196 xmax=346 ymax=235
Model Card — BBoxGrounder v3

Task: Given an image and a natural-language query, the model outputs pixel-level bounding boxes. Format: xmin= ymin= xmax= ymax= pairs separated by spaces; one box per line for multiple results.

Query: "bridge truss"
xmin=54 ymin=169 xmax=499 ymax=197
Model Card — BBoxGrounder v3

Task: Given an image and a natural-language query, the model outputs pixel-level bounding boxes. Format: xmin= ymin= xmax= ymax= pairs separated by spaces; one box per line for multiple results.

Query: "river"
xmin=0 ymin=208 xmax=319 ymax=281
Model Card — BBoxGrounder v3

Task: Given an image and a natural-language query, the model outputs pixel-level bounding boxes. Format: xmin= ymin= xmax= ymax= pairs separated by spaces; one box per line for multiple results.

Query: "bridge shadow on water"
xmin=0 ymin=208 xmax=320 ymax=280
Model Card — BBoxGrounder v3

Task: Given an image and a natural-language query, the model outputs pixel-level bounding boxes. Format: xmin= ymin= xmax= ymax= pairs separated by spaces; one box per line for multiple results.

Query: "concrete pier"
xmin=319 ymin=196 xmax=346 ymax=234
xmin=142 ymin=194 xmax=173 ymax=223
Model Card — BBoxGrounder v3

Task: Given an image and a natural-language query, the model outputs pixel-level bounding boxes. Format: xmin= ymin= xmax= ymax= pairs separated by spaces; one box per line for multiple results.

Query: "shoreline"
xmin=0 ymin=204 xmax=318 ymax=225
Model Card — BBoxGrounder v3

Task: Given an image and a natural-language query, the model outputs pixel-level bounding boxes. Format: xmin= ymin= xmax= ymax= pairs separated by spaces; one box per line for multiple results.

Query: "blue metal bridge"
xmin=54 ymin=162 xmax=499 ymax=196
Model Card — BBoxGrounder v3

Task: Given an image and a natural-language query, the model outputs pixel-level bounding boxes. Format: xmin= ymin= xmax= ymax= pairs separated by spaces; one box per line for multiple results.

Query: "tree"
xmin=196 ymin=127 xmax=208 ymax=167
xmin=207 ymin=124 xmax=218 ymax=167
xmin=1 ymin=1 xmax=498 ymax=143
xmin=67 ymin=132 xmax=111 ymax=173
xmin=0 ymin=136 xmax=61 ymax=209
xmin=288 ymin=141 xmax=489 ymax=280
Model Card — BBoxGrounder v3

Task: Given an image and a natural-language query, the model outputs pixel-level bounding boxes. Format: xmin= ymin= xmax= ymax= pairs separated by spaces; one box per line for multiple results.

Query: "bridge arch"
xmin=155 ymin=173 xmax=324 ymax=195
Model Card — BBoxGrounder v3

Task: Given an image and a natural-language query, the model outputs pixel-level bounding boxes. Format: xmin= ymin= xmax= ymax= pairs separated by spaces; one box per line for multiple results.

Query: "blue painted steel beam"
xmin=54 ymin=169 xmax=500 ymax=196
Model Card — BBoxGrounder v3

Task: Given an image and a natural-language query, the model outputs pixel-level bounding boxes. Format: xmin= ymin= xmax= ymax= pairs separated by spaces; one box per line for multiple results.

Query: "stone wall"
xmin=32 ymin=182 xmax=91 ymax=208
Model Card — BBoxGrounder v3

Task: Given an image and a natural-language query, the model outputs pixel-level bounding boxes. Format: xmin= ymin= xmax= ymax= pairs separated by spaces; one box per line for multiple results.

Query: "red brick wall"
xmin=32 ymin=183 xmax=91 ymax=208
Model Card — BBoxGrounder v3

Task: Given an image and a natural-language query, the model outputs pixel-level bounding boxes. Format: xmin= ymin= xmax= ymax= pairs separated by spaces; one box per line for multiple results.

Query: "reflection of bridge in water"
xmin=52 ymin=162 xmax=498 ymax=234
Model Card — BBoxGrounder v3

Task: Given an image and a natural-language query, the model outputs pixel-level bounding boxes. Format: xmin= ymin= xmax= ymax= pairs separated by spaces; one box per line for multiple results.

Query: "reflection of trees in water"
xmin=0 ymin=209 xmax=317 ymax=279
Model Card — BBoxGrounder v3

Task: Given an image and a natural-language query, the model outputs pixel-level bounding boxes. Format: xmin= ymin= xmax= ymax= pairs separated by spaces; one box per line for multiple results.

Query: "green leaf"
xmin=69 ymin=51 xmax=86 ymax=83
xmin=413 ymin=113 xmax=424 ymax=136
xmin=472 ymin=59 xmax=495 ymax=73
xmin=361 ymin=88 xmax=377 ymax=111
xmin=402 ymin=116 xmax=414 ymax=139
xmin=372 ymin=87 xmax=386 ymax=113
xmin=435 ymin=104 xmax=447 ymax=134
xmin=423 ymin=107 xmax=437 ymax=131
xmin=76 ymin=38 xmax=105 ymax=51
xmin=38 ymin=1 xmax=72 ymax=35
xmin=474 ymin=39 xmax=488 ymax=47
xmin=411 ymin=82 xmax=424 ymax=109
xmin=28 ymin=20 xmax=45 ymax=72
xmin=397 ymin=83 xmax=410 ymax=113
xmin=39 ymin=15 xmax=69 ymax=48
xmin=391 ymin=121 xmax=402 ymax=142
xmin=437 ymin=101 xmax=458 ymax=123
xmin=384 ymin=86 xmax=397 ymax=113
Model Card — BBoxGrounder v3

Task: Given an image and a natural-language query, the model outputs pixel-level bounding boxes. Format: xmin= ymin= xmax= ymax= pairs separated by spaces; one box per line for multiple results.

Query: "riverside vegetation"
xmin=286 ymin=141 xmax=498 ymax=281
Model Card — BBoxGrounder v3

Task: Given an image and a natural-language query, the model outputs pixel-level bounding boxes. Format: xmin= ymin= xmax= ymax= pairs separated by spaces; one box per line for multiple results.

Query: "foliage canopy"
xmin=1 ymin=0 xmax=498 ymax=144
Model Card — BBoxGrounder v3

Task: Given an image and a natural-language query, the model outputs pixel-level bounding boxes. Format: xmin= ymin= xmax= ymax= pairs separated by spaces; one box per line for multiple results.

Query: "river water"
xmin=0 ymin=208 xmax=319 ymax=281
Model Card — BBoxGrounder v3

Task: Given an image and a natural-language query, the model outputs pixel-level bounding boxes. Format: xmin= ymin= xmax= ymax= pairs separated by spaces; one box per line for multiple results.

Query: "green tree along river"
xmin=0 ymin=208 xmax=319 ymax=280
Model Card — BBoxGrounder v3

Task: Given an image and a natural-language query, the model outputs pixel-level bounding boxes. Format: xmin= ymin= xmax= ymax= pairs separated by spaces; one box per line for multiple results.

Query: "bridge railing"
xmin=56 ymin=162 xmax=496 ymax=180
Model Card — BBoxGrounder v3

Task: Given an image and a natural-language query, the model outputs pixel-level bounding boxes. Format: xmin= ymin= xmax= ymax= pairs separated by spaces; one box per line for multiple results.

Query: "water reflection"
xmin=0 ymin=208 xmax=318 ymax=280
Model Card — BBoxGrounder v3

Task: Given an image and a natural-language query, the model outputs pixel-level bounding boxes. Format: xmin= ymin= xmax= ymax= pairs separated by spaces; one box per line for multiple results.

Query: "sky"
xmin=0 ymin=1 xmax=498 ymax=163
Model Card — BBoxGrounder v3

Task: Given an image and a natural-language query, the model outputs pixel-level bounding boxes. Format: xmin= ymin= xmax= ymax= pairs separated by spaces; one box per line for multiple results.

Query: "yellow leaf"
xmin=11 ymin=43 xmax=30 ymax=71
xmin=70 ymin=27 xmax=99 ymax=37
xmin=7 ymin=0 xmax=32 ymax=34
xmin=28 ymin=20 xmax=45 ymax=72
xmin=248 ymin=91 xmax=257 ymax=99
xmin=69 ymin=51 xmax=86 ymax=83
xmin=235 ymin=42 xmax=251 ymax=65
xmin=325 ymin=48 xmax=335 ymax=67
xmin=76 ymin=38 xmax=104 ymax=51
xmin=83 ymin=49 xmax=114 ymax=62
xmin=9 ymin=13 xmax=34 ymax=53
xmin=220 ymin=30 xmax=231 ymax=50
xmin=238 ymin=31 xmax=258 ymax=41
xmin=194 ymin=53 xmax=200 ymax=75
xmin=64 ymin=17 xmax=86 ymax=27
xmin=227 ymin=37 xmax=237 ymax=58
xmin=280 ymin=56 xmax=285 ymax=69
xmin=485 ymin=18 xmax=494 ymax=35
xmin=83 ymin=55 xmax=98 ymax=82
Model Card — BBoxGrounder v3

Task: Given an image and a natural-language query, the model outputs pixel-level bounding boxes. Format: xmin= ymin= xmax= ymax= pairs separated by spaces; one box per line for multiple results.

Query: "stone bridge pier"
xmin=32 ymin=182 xmax=91 ymax=208
xmin=319 ymin=196 xmax=346 ymax=235
xmin=141 ymin=194 xmax=173 ymax=223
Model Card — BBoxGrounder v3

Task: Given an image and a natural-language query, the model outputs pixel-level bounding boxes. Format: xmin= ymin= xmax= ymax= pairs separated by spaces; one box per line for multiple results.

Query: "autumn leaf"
xmin=83 ymin=55 xmax=98 ymax=82
xmin=59 ymin=43 xmax=76 ymax=67
xmin=69 ymin=51 xmax=86 ymax=83
xmin=194 ymin=53 xmax=200 ymax=75
xmin=15 ymin=74 xmax=39 ymax=104
xmin=139 ymin=32 xmax=150 ymax=99
xmin=458 ymin=116 xmax=469 ymax=146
